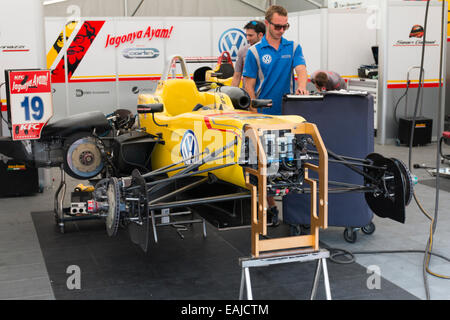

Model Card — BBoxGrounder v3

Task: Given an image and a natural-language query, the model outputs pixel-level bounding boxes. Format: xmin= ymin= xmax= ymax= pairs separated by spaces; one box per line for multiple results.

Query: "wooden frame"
xmin=244 ymin=122 xmax=328 ymax=258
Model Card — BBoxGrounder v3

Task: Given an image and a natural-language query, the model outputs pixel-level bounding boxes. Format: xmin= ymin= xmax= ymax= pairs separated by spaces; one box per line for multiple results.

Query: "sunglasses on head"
xmin=268 ymin=21 xmax=290 ymax=31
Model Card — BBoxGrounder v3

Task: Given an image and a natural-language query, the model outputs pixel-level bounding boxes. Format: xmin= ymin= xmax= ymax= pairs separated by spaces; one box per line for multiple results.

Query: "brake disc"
xmin=65 ymin=135 xmax=104 ymax=179
xmin=364 ymin=153 xmax=406 ymax=224
xmin=105 ymin=177 xmax=121 ymax=237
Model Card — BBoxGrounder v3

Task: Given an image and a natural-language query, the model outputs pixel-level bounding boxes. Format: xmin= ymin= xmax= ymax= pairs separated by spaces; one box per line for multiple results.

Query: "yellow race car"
xmin=0 ymin=55 xmax=413 ymax=257
xmin=93 ymin=56 xmax=412 ymax=256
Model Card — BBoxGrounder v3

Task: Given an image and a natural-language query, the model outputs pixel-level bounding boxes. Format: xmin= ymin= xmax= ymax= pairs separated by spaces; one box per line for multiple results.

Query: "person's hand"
xmin=296 ymin=87 xmax=309 ymax=95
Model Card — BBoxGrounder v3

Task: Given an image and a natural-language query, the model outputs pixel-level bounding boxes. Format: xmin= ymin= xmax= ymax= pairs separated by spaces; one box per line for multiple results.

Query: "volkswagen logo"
xmin=180 ymin=130 xmax=199 ymax=165
xmin=262 ymin=54 xmax=272 ymax=65
xmin=218 ymin=28 xmax=247 ymax=60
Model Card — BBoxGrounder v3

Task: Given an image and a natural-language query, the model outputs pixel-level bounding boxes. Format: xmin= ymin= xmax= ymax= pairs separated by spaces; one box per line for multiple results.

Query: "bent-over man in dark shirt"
xmin=311 ymin=70 xmax=347 ymax=92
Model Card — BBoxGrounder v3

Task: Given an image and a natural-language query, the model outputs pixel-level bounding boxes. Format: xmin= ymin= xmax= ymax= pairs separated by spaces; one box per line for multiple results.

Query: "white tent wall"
xmin=0 ymin=0 xmax=50 ymax=188
xmin=43 ymin=7 xmax=376 ymax=120
xmin=43 ymin=0 xmax=266 ymax=17
xmin=277 ymin=0 xmax=325 ymax=12
xmin=44 ymin=16 xmax=256 ymax=120
xmin=42 ymin=0 xmax=330 ymax=17
xmin=379 ymin=0 xmax=446 ymax=145
xmin=295 ymin=8 xmax=377 ymax=85
xmin=44 ymin=1 xmax=448 ymax=147
xmin=1 ymin=0 xmax=47 ymax=137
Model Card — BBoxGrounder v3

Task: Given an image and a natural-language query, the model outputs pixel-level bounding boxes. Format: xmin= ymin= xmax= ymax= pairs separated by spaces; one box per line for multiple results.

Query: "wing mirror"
xmin=251 ymin=99 xmax=272 ymax=109
xmin=137 ymin=103 xmax=164 ymax=114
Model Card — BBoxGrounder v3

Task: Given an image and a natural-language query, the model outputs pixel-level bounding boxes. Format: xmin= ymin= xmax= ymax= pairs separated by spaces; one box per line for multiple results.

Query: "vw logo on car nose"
xmin=180 ymin=130 xmax=199 ymax=165
xmin=218 ymin=28 xmax=247 ymax=60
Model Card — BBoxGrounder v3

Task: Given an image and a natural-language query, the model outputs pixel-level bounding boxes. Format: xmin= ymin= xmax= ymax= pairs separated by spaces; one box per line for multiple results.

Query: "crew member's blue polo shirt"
xmin=243 ymin=35 xmax=306 ymax=115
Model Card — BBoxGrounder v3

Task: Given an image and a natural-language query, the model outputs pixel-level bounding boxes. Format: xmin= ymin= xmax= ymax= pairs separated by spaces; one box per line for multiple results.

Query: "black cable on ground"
xmin=326 ymin=247 xmax=450 ymax=266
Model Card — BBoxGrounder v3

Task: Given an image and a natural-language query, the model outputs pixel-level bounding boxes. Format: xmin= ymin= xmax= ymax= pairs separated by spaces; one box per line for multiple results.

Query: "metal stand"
xmin=54 ymin=165 xmax=66 ymax=233
xmin=53 ymin=165 xmax=101 ymax=233
xmin=239 ymin=249 xmax=332 ymax=300
xmin=150 ymin=208 xmax=207 ymax=243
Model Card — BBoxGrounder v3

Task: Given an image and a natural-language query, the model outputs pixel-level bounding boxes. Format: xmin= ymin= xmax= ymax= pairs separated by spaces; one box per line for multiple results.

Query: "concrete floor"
xmin=0 ymin=142 xmax=449 ymax=300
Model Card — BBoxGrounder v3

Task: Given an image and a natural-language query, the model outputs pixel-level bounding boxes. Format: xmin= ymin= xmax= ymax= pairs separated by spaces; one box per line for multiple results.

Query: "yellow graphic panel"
xmin=46 ymin=21 xmax=78 ymax=69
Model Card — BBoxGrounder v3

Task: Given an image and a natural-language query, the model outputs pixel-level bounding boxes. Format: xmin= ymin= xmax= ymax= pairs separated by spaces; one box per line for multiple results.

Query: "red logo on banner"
xmin=104 ymin=26 xmax=174 ymax=48
xmin=9 ymin=71 xmax=51 ymax=94
xmin=12 ymin=123 xmax=45 ymax=140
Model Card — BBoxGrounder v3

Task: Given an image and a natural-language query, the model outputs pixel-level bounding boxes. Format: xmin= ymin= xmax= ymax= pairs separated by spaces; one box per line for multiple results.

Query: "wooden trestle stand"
xmin=240 ymin=122 xmax=332 ymax=300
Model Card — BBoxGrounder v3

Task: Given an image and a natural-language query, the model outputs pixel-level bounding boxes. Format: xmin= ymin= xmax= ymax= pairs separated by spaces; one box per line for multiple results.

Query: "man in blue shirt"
xmin=243 ymin=5 xmax=309 ymax=226
xmin=243 ymin=5 xmax=309 ymax=116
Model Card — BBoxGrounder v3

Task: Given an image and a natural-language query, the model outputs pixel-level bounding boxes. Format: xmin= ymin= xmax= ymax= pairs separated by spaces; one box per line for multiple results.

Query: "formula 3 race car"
xmin=0 ymin=55 xmax=414 ymax=258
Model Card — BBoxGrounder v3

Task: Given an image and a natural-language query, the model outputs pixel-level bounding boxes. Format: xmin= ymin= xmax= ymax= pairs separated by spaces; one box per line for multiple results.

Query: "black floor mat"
xmin=419 ymin=178 xmax=450 ymax=193
xmin=31 ymin=211 xmax=418 ymax=300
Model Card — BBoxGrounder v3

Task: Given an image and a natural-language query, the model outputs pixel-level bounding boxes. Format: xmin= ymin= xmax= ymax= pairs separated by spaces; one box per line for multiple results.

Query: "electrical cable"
xmin=406 ymin=0 xmax=433 ymax=299
xmin=393 ymin=79 xmax=411 ymax=125
xmin=326 ymin=246 xmax=450 ymax=266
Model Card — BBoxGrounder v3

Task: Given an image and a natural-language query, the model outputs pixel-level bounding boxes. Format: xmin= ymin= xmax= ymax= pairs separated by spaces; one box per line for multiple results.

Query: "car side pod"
xmin=244 ymin=122 xmax=328 ymax=258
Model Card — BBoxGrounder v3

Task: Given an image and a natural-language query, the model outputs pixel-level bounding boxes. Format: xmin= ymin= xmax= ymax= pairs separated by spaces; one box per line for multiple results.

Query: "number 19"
xmin=21 ymin=96 xmax=44 ymax=121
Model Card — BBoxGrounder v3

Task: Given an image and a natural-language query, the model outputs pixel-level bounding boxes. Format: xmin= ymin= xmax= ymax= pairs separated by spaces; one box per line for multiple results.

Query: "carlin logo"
xmin=180 ymin=130 xmax=199 ymax=165
xmin=218 ymin=28 xmax=247 ymax=60
xmin=122 ymin=48 xmax=160 ymax=59
xmin=409 ymin=25 xmax=424 ymax=39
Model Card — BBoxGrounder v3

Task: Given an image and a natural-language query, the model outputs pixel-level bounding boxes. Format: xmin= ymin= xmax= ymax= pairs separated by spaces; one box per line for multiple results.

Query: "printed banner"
xmin=7 ymin=70 xmax=53 ymax=140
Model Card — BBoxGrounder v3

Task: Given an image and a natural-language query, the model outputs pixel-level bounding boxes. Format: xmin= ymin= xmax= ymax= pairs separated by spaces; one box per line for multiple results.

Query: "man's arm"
xmin=231 ymin=71 xmax=242 ymax=87
xmin=244 ymin=77 xmax=257 ymax=112
xmin=232 ymin=46 xmax=246 ymax=87
xmin=295 ymin=64 xmax=309 ymax=95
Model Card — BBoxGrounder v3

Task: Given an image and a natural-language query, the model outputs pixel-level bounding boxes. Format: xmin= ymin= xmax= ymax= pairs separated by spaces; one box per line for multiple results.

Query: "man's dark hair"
xmin=244 ymin=20 xmax=266 ymax=35
xmin=313 ymin=72 xmax=329 ymax=88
